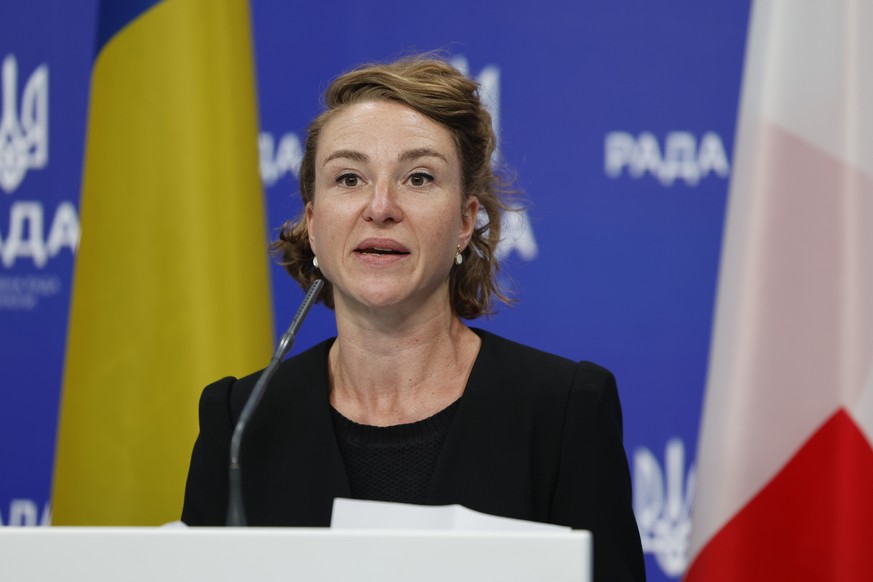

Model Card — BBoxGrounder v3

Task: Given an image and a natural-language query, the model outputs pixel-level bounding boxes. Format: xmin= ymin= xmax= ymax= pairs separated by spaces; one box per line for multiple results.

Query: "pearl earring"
xmin=455 ymin=245 xmax=463 ymax=265
xmin=313 ymin=256 xmax=319 ymax=269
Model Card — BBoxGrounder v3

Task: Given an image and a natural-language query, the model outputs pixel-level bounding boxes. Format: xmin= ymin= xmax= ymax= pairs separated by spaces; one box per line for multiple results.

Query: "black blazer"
xmin=182 ymin=329 xmax=645 ymax=582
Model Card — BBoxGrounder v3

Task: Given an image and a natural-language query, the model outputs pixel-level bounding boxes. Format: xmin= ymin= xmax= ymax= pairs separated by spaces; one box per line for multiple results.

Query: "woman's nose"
xmin=363 ymin=180 xmax=404 ymax=224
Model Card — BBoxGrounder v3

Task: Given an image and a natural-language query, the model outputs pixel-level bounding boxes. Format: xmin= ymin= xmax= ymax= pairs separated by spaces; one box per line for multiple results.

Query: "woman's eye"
xmin=408 ymin=172 xmax=433 ymax=187
xmin=337 ymin=173 xmax=360 ymax=187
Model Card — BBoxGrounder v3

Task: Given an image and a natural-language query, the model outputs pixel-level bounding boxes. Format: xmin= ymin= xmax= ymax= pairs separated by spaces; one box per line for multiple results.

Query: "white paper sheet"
xmin=331 ymin=498 xmax=571 ymax=532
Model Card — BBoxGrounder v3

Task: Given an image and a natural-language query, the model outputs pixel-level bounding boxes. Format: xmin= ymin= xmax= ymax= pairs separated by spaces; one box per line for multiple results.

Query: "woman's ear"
xmin=305 ymin=202 xmax=317 ymax=254
xmin=459 ymin=196 xmax=480 ymax=249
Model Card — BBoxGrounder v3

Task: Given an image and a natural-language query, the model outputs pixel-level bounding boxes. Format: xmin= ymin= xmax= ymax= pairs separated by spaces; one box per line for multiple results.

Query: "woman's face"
xmin=306 ymin=100 xmax=478 ymax=317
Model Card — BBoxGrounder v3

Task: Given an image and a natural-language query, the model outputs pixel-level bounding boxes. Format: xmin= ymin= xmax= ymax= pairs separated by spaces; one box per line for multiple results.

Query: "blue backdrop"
xmin=0 ymin=1 xmax=751 ymax=579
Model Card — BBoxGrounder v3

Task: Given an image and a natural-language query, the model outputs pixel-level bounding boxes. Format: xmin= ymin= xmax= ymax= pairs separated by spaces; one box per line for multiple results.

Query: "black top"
xmin=331 ymin=400 xmax=459 ymax=504
xmin=182 ymin=328 xmax=645 ymax=582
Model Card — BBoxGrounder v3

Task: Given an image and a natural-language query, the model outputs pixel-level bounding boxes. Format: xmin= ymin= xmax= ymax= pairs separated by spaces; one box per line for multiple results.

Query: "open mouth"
xmin=355 ymin=247 xmax=410 ymax=256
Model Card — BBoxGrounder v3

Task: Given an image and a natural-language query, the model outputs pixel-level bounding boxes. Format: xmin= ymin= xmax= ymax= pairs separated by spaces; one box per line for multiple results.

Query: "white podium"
xmin=0 ymin=527 xmax=591 ymax=582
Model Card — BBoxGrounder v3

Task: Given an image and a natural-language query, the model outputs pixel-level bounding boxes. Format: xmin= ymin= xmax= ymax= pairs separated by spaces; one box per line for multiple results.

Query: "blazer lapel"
xmin=244 ymin=338 xmax=352 ymax=526
xmin=425 ymin=329 xmax=547 ymax=523
xmin=427 ymin=329 xmax=503 ymax=508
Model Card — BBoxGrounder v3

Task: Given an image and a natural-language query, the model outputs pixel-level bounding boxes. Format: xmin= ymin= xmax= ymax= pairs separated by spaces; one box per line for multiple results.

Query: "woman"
xmin=182 ymin=56 xmax=645 ymax=581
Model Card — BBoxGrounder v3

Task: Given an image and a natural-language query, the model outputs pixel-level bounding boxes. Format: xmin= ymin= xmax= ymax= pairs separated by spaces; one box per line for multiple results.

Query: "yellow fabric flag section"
xmin=52 ymin=0 xmax=273 ymax=525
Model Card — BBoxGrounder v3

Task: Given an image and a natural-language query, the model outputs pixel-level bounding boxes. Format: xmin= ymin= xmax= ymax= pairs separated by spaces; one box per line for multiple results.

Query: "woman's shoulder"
xmin=473 ymin=328 xmax=612 ymax=374
xmin=470 ymin=328 xmax=616 ymax=398
xmin=199 ymin=337 xmax=335 ymax=416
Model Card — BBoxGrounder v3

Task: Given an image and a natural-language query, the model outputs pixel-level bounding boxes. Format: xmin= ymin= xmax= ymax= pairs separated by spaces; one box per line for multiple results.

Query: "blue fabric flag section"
xmin=95 ymin=0 xmax=162 ymax=55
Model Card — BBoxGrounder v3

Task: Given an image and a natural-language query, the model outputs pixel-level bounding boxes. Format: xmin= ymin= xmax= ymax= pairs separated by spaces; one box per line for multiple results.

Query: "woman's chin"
xmin=337 ymin=286 xmax=408 ymax=312
xmin=336 ymin=284 xmax=444 ymax=318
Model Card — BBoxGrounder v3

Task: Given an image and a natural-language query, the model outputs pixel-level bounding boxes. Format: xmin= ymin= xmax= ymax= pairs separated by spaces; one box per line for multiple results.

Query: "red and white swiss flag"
xmin=686 ymin=1 xmax=873 ymax=580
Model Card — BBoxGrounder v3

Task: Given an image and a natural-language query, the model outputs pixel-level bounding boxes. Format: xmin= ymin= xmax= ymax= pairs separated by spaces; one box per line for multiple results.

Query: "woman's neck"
xmin=328 ymin=308 xmax=480 ymax=427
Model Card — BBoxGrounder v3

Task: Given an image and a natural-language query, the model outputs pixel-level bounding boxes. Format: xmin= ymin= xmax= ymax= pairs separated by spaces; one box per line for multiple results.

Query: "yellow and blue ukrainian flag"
xmin=52 ymin=0 xmax=273 ymax=525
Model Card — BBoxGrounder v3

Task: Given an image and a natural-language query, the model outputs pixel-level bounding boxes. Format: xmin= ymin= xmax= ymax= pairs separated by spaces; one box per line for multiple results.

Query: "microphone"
xmin=226 ymin=278 xmax=325 ymax=526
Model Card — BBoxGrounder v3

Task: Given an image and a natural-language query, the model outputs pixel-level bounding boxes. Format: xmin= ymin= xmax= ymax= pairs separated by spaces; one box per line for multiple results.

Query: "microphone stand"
xmin=226 ymin=278 xmax=324 ymax=526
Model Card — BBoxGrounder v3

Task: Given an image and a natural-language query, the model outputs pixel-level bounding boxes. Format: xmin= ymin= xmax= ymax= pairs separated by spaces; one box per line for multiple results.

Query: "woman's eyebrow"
xmin=399 ymin=148 xmax=448 ymax=163
xmin=322 ymin=147 xmax=448 ymax=167
xmin=323 ymin=149 xmax=369 ymax=166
